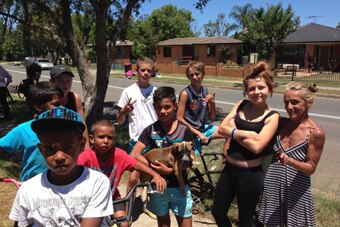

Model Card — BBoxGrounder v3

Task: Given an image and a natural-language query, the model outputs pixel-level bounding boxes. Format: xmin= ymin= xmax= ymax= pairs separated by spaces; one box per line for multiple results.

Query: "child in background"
xmin=131 ymin=86 xmax=194 ymax=227
xmin=116 ymin=57 xmax=158 ymax=153
xmin=9 ymin=107 xmax=113 ymax=226
xmin=78 ymin=119 xmax=167 ymax=227
xmin=49 ymin=64 xmax=89 ymax=149
xmin=177 ymin=61 xmax=224 ymax=153
xmin=0 ymin=82 xmax=63 ymax=182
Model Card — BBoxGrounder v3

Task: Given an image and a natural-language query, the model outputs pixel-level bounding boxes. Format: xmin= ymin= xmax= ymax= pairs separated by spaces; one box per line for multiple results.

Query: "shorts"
xmin=147 ymin=185 xmax=192 ymax=218
xmin=194 ymin=124 xmax=217 ymax=154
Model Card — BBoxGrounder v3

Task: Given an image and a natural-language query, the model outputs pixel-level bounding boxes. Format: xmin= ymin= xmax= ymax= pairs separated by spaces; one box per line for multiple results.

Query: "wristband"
xmin=231 ymin=128 xmax=236 ymax=139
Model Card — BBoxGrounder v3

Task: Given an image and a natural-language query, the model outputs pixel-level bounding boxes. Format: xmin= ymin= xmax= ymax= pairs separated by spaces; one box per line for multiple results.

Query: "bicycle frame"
xmin=0 ymin=177 xmax=21 ymax=189
xmin=106 ymin=182 xmax=156 ymax=226
xmin=189 ymin=151 xmax=226 ymax=203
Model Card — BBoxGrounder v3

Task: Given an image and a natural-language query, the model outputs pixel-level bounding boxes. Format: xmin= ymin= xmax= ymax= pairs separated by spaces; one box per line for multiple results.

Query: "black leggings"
xmin=212 ymin=163 xmax=264 ymax=227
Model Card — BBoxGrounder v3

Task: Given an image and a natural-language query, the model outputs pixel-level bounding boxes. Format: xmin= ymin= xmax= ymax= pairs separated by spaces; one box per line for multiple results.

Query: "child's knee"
xmin=128 ymin=171 xmax=139 ymax=185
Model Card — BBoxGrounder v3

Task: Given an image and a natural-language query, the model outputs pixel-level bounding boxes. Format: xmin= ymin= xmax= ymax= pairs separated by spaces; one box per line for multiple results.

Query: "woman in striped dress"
xmin=259 ymin=82 xmax=325 ymax=227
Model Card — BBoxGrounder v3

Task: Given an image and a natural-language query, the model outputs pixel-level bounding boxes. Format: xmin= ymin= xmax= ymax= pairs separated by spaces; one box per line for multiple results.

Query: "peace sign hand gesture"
xmin=122 ymin=98 xmax=137 ymax=115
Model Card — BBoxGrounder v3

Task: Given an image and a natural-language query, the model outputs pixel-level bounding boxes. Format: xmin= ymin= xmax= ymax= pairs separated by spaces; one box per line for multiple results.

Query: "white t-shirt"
xmin=9 ymin=167 xmax=113 ymax=227
xmin=117 ymin=83 xmax=158 ymax=141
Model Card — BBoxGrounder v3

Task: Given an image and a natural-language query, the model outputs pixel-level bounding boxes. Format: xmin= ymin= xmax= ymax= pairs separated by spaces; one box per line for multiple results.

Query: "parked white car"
xmin=34 ymin=58 xmax=54 ymax=70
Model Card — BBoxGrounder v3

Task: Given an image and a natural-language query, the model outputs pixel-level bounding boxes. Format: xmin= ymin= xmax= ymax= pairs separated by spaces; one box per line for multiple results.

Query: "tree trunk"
xmin=59 ymin=0 xmax=94 ymax=128
xmin=86 ymin=0 xmax=111 ymax=128
xmin=21 ymin=0 xmax=33 ymax=57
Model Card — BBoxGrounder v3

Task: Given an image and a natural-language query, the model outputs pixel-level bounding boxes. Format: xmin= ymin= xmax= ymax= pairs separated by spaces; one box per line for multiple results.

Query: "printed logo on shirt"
xmin=189 ymin=100 xmax=198 ymax=110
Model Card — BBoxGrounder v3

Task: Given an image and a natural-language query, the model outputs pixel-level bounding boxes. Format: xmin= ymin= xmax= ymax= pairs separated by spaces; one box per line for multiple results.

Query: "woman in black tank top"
xmin=212 ymin=61 xmax=279 ymax=227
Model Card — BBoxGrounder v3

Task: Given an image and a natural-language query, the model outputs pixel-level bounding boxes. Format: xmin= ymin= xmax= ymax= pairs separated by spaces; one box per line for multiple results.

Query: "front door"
xmin=318 ymin=45 xmax=330 ymax=69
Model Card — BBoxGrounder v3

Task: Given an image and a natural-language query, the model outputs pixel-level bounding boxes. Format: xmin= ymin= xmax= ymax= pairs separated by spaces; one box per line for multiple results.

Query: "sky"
xmin=139 ymin=0 xmax=340 ymax=34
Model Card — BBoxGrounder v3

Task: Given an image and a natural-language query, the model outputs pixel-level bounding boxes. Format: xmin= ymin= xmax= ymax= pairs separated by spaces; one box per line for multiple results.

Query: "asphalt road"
xmin=3 ymin=64 xmax=340 ymax=197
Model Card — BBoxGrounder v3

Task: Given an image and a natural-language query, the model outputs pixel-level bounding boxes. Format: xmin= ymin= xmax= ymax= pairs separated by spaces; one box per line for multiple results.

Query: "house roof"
xmin=283 ymin=23 xmax=340 ymax=43
xmin=157 ymin=37 xmax=242 ymax=46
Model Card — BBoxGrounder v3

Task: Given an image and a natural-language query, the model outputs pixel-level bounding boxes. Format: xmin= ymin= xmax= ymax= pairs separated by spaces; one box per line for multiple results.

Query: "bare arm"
xmin=237 ymin=113 xmax=280 ymax=154
xmin=131 ymin=141 xmax=173 ymax=175
xmin=205 ymin=91 xmax=216 ymax=120
xmin=116 ymin=98 xmax=136 ymax=125
xmin=279 ymin=127 xmax=325 ymax=176
xmin=131 ymin=141 xmax=149 ymax=165
xmin=177 ymin=90 xmax=208 ymax=143
xmin=134 ymin=162 xmax=167 ymax=192
xmin=80 ymin=217 xmax=103 ymax=227
xmin=219 ymin=100 xmax=258 ymax=140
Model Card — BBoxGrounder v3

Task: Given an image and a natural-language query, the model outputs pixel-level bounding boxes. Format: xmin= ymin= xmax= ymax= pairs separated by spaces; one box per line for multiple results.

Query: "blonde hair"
xmin=186 ymin=61 xmax=205 ymax=77
xmin=136 ymin=56 xmax=156 ymax=71
xmin=285 ymin=82 xmax=318 ymax=104
xmin=243 ymin=61 xmax=274 ymax=96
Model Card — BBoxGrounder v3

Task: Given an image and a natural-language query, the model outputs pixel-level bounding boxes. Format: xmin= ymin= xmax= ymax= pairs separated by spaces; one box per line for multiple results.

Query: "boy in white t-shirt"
xmin=116 ymin=57 xmax=158 ymax=217
xmin=9 ymin=107 xmax=113 ymax=227
xmin=116 ymin=57 xmax=158 ymax=153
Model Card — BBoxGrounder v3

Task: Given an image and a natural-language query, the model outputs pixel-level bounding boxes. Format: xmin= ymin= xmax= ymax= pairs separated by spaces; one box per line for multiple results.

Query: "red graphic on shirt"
xmin=189 ymin=100 xmax=198 ymax=110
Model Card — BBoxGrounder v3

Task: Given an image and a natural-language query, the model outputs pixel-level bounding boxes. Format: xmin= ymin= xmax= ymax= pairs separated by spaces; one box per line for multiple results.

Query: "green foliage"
xmin=239 ymin=3 xmax=300 ymax=60
xmin=229 ymin=3 xmax=253 ymax=30
xmin=86 ymin=50 xmax=96 ymax=61
xmin=127 ymin=4 xmax=195 ymax=57
xmin=220 ymin=45 xmax=233 ymax=64
xmin=203 ymin=13 xmax=238 ymax=37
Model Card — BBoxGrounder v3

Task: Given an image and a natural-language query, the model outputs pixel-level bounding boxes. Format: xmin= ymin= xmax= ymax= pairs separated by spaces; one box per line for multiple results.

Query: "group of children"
xmin=1 ymin=58 xmax=219 ymax=226
xmin=1 ymin=57 xmax=322 ymax=227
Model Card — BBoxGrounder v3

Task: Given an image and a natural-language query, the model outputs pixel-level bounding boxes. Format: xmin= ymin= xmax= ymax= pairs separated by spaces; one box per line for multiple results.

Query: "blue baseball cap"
xmin=31 ymin=107 xmax=85 ymax=134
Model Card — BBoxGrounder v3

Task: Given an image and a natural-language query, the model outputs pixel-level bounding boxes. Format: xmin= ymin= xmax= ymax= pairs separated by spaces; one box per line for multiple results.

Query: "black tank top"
xmin=64 ymin=92 xmax=77 ymax=112
xmin=228 ymin=100 xmax=278 ymax=161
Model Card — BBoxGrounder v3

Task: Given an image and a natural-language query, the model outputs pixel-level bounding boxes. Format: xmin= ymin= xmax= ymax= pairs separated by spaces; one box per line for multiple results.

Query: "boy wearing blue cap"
xmin=9 ymin=107 xmax=113 ymax=226
xmin=0 ymin=82 xmax=63 ymax=182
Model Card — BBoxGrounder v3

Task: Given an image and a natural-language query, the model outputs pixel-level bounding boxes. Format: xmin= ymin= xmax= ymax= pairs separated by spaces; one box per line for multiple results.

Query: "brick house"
xmin=156 ymin=37 xmax=242 ymax=66
xmin=273 ymin=23 xmax=340 ymax=71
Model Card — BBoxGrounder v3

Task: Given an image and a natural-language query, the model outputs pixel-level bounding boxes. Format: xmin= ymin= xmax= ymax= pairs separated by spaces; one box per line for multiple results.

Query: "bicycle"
xmin=106 ymin=181 xmax=157 ymax=226
xmin=188 ymin=139 xmax=228 ymax=206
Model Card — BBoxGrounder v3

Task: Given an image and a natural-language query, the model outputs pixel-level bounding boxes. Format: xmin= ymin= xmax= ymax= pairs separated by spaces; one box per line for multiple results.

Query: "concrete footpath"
xmin=117 ymin=183 xmax=217 ymax=227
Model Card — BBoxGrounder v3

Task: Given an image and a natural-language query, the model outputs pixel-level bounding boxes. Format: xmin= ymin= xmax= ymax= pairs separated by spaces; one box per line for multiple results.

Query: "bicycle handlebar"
xmin=0 ymin=177 xmax=21 ymax=189
xmin=107 ymin=181 xmax=156 ymax=225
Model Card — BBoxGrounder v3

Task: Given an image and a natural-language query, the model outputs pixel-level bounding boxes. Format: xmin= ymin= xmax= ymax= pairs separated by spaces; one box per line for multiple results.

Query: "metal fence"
xmin=294 ymin=73 xmax=340 ymax=83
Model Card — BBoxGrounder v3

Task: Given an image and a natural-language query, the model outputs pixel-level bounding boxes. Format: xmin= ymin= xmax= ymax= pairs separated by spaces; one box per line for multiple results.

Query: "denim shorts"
xmin=194 ymin=124 xmax=217 ymax=154
xmin=147 ymin=185 xmax=192 ymax=218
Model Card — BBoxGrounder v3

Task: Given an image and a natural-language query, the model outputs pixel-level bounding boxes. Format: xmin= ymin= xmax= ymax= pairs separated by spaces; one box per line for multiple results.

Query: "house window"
xmin=163 ymin=47 xmax=172 ymax=58
xmin=182 ymin=46 xmax=194 ymax=57
xmin=207 ymin=45 xmax=216 ymax=56
xmin=118 ymin=47 xmax=125 ymax=58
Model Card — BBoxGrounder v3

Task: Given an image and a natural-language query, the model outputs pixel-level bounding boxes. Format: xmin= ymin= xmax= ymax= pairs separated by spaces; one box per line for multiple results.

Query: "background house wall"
xmin=156 ymin=61 xmax=252 ymax=78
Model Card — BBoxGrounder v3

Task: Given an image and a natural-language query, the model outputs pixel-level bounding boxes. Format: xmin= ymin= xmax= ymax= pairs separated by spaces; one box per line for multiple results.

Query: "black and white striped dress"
xmin=259 ymin=126 xmax=320 ymax=227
